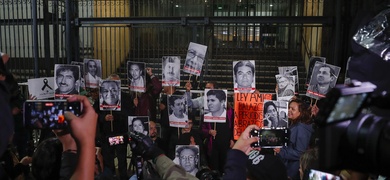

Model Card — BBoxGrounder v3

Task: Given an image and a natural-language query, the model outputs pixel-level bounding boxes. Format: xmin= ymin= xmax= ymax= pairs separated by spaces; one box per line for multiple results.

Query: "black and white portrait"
xmin=128 ymin=116 xmax=149 ymax=136
xmin=162 ymin=56 xmax=181 ymax=86
xmin=54 ymin=64 xmax=80 ymax=99
xmin=183 ymin=42 xmax=207 ymax=76
xmin=168 ymin=94 xmax=188 ymax=128
xmin=127 ymin=61 xmax=146 ymax=92
xmin=203 ymin=89 xmax=227 ymax=123
xmin=71 ymin=61 xmax=85 ymax=89
xmin=275 ymin=75 xmax=295 ymax=101
xmin=306 ymin=62 xmax=341 ymax=99
xmin=174 ymin=145 xmax=200 ymax=176
xmin=278 ymin=66 xmax=299 ymax=93
xmin=233 ymin=60 xmax=256 ymax=93
xmin=84 ymin=59 xmax=102 ymax=88
xmin=99 ymin=79 xmax=121 ymax=111
xmin=263 ymin=100 xmax=288 ymax=128
xmin=305 ymin=56 xmax=326 ymax=87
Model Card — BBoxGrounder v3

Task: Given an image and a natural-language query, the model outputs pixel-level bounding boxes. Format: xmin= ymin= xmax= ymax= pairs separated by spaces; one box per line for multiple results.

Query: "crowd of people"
xmin=1 ymin=45 xmax=387 ymax=180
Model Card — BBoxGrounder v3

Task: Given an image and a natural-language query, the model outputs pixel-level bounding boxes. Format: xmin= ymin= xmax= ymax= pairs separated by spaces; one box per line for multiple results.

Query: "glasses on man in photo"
xmin=180 ymin=155 xmax=195 ymax=161
xmin=187 ymin=49 xmax=205 ymax=61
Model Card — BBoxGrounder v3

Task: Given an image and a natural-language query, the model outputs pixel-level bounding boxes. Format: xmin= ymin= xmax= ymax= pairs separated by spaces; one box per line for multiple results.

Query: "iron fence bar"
xmin=32 ymin=0 xmax=39 ymax=78
xmin=75 ymin=16 xmax=333 ymax=26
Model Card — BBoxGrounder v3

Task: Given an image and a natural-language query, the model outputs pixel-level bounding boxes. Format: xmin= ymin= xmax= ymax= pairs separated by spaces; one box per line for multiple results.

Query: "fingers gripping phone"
xmin=23 ymin=100 xmax=81 ymax=129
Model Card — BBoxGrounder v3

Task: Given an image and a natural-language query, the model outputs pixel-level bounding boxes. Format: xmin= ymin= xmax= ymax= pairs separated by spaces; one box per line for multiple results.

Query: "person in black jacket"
xmin=93 ymin=74 xmax=133 ymax=180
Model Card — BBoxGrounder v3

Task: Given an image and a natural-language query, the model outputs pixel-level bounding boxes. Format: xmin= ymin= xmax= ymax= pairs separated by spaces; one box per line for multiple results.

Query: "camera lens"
xmin=344 ymin=113 xmax=390 ymax=176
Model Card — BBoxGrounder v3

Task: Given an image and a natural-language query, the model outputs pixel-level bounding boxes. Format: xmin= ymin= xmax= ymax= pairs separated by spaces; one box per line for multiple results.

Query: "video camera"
xmin=316 ymin=80 xmax=390 ymax=176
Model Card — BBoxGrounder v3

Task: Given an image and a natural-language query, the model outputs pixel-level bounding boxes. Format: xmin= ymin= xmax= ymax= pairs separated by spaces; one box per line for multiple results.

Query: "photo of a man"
xmin=278 ymin=66 xmax=299 ymax=93
xmin=162 ymin=56 xmax=180 ymax=86
xmin=306 ymin=62 xmax=341 ymax=99
xmin=84 ymin=59 xmax=102 ymax=88
xmin=71 ymin=61 xmax=85 ymax=89
xmin=203 ymin=89 xmax=227 ymax=122
xmin=275 ymin=74 xmax=295 ymax=101
xmin=99 ymin=79 xmax=121 ymax=111
xmin=183 ymin=42 xmax=207 ymax=76
xmin=233 ymin=60 xmax=256 ymax=93
xmin=54 ymin=64 xmax=80 ymax=99
xmin=168 ymin=95 xmax=188 ymax=127
xmin=305 ymin=56 xmax=326 ymax=87
xmin=127 ymin=61 xmax=146 ymax=92
xmin=174 ymin=145 xmax=200 ymax=176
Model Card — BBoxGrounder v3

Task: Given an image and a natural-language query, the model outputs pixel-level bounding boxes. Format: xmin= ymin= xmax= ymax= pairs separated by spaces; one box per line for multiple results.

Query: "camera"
xmin=23 ymin=100 xmax=81 ymax=129
xmin=317 ymin=81 xmax=390 ymax=176
xmin=250 ymin=128 xmax=289 ymax=148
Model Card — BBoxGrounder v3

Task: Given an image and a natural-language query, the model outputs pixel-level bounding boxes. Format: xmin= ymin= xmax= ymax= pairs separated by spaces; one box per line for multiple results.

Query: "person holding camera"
xmin=93 ymin=74 xmax=133 ymax=180
xmin=274 ymin=99 xmax=313 ymax=180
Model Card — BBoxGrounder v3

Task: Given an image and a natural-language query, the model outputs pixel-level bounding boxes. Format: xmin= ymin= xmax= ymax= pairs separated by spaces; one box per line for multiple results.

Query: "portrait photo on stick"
xmin=305 ymin=56 xmax=326 ymax=87
xmin=275 ymin=74 xmax=295 ymax=101
xmin=84 ymin=59 xmax=102 ymax=88
xmin=306 ymin=62 xmax=341 ymax=99
xmin=203 ymin=89 xmax=227 ymax=123
xmin=127 ymin=61 xmax=146 ymax=92
xmin=183 ymin=42 xmax=207 ymax=76
xmin=233 ymin=60 xmax=256 ymax=93
xmin=99 ymin=79 xmax=121 ymax=111
xmin=128 ymin=116 xmax=149 ymax=136
xmin=173 ymin=145 xmax=200 ymax=176
xmin=263 ymin=100 xmax=288 ymax=128
xmin=278 ymin=66 xmax=299 ymax=93
xmin=54 ymin=64 xmax=80 ymax=99
xmin=162 ymin=56 xmax=181 ymax=86
xmin=168 ymin=94 xmax=188 ymax=127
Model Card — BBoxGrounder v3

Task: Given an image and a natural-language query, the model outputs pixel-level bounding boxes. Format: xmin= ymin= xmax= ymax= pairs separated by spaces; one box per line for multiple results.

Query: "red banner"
xmin=233 ymin=93 xmax=272 ymax=140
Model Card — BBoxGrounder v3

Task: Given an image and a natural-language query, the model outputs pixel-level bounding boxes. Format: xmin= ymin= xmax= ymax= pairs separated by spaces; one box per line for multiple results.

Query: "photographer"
xmin=128 ymin=131 xmax=198 ymax=180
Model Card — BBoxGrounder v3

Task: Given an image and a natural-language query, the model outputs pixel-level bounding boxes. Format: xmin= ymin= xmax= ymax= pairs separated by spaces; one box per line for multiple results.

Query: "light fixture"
xmin=270 ymin=4 xmax=273 ymax=7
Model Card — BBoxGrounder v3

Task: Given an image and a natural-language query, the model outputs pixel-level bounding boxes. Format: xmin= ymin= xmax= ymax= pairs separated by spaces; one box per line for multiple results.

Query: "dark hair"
xmin=318 ymin=64 xmax=336 ymax=78
xmin=206 ymin=81 xmax=218 ymax=89
xmin=233 ymin=60 xmax=255 ymax=76
xmin=264 ymin=101 xmax=278 ymax=116
xmin=288 ymin=99 xmax=311 ymax=126
xmin=100 ymin=80 xmax=120 ymax=93
xmin=300 ymin=147 xmax=319 ymax=175
xmin=206 ymin=90 xmax=226 ymax=102
xmin=56 ymin=65 xmax=80 ymax=80
xmin=31 ymin=138 xmax=63 ymax=180
xmin=169 ymin=95 xmax=183 ymax=107
xmin=86 ymin=59 xmax=97 ymax=67
xmin=131 ymin=118 xmax=144 ymax=128
xmin=177 ymin=146 xmax=199 ymax=158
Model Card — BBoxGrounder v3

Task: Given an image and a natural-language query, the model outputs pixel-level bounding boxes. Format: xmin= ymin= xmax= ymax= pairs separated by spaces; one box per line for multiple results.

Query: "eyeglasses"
xmin=180 ymin=155 xmax=195 ymax=161
xmin=187 ymin=49 xmax=205 ymax=61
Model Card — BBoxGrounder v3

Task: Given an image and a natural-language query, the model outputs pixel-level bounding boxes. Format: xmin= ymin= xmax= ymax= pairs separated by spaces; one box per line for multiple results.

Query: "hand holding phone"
xmin=23 ymin=100 xmax=81 ymax=129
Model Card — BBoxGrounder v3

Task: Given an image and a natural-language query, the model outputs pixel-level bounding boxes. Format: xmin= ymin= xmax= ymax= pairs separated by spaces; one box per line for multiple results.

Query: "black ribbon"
xmin=41 ymin=78 xmax=53 ymax=91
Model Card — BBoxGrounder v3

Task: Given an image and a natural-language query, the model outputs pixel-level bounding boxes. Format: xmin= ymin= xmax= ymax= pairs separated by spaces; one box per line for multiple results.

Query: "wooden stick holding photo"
xmin=177 ymin=127 xmax=180 ymax=139
xmin=214 ymin=122 xmax=216 ymax=139
xmin=188 ymin=74 xmax=192 ymax=81
xmin=110 ymin=110 xmax=113 ymax=132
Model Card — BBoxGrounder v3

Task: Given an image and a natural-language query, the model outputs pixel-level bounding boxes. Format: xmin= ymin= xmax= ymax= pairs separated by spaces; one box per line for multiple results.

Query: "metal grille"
xmin=1 ymin=0 xmax=333 ymax=93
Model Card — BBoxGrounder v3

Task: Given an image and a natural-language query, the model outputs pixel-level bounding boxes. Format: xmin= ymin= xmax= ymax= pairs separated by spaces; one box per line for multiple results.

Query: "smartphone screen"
xmin=251 ymin=128 xmax=289 ymax=148
xmin=303 ymin=169 xmax=341 ymax=180
xmin=108 ymin=136 xmax=125 ymax=146
xmin=23 ymin=100 xmax=81 ymax=129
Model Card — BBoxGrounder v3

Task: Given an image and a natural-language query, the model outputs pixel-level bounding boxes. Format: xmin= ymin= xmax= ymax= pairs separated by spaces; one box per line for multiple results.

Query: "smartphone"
xmin=23 ymin=100 xmax=81 ymax=129
xmin=108 ymin=135 xmax=125 ymax=146
xmin=303 ymin=169 xmax=341 ymax=180
xmin=250 ymin=128 xmax=290 ymax=148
